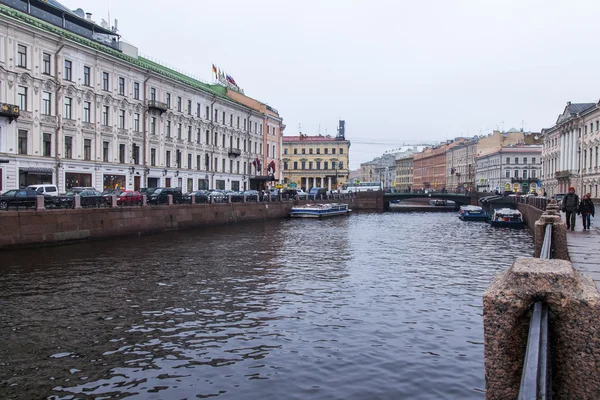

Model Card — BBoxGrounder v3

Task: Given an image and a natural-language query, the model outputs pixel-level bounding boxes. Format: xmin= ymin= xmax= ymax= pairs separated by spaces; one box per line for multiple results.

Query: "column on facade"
xmin=328 ymin=177 xmax=331 ymax=191
xmin=572 ymin=129 xmax=579 ymax=174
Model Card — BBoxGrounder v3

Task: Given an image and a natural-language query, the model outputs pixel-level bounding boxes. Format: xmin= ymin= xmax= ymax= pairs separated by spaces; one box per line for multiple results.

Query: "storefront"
xmin=197 ymin=178 xmax=209 ymax=190
xmin=65 ymin=172 xmax=92 ymax=190
xmin=19 ymin=167 xmax=53 ymax=188
xmin=103 ymin=174 xmax=126 ymax=190
xmin=147 ymin=177 xmax=159 ymax=188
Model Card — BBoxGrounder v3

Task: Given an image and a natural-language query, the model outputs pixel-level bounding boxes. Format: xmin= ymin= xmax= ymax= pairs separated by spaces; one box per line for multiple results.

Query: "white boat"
xmin=489 ymin=208 xmax=524 ymax=228
xmin=290 ymin=203 xmax=351 ymax=218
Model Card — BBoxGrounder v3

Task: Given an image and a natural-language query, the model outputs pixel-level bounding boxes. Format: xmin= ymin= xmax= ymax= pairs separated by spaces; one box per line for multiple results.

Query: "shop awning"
xmin=250 ymin=175 xmax=277 ymax=182
xmin=19 ymin=167 xmax=54 ymax=175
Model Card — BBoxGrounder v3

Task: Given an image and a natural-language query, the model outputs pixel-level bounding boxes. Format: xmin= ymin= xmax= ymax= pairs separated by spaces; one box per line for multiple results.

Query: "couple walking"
xmin=561 ymin=187 xmax=595 ymax=231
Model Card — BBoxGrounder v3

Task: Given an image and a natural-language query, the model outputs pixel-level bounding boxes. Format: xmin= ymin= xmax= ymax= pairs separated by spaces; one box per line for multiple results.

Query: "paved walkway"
xmin=565 ymin=210 xmax=600 ymax=291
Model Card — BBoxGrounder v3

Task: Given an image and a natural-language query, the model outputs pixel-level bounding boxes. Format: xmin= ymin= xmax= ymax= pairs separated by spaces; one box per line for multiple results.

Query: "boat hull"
xmin=289 ymin=210 xmax=351 ymax=218
xmin=289 ymin=203 xmax=351 ymax=218
xmin=459 ymin=214 xmax=489 ymax=221
xmin=489 ymin=220 xmax=524 ymax=228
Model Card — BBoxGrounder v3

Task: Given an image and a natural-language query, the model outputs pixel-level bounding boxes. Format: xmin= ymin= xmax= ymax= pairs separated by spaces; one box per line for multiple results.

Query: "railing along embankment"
xmin=483 ymin=200 xmax=600 ymax=399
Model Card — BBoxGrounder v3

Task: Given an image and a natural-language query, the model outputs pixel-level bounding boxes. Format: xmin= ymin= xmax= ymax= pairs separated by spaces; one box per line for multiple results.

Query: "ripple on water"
xmin=0 ymin=212 xmax=531 ymax=399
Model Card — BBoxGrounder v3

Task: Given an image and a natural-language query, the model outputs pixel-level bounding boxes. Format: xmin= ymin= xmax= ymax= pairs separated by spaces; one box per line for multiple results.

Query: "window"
xmin=197 ymin=128 xmax=201 ymax=143
xmin=197 ymin=103 xmax=201 ymax=117
xmin=339 ymin=161 xmax=344 ymax=168
xmin=17 ymin=86 xmax=27 ymax=111
xmin=214 ymin=108 xmax=218 ymax=121
xmin=187 ymin=100 xmax=192 ymax=115
xmin=506 ymin=157 xmax=510 ymax=164
xmin=119 ymin=109 xmax=125 ymax=129
xmin=150 ymin=148 xmax=156 ymax=166
xmin=309 ymin=148 xmax=313 ymax=154
xmin=316 ymin=148 xmax=320 ymax=154
xmin=134 ymin=113 xmax=140 ymax=132
xmin=332 ymin=148 xmax=336 ymax=155
xmin=505 ymin=169 xmax=510 ymax=178
xmin=222 ymin=111 xmax=225 ymax=124
xmin=118 ymin=77 xmax=125 ymax=95
xmin=43 ymin=133 xmax=52 ymax=157
xmin=84 ymin=66 xmax=91 ymax=86
xmin=132 ymin=144 xmax=139 ymax=165
xmin=324 ymin=161 xmax=328 ymax=170
xmin=64 ymin=136 xmax=72 ymax=159
xmin=84 ymin=139 xmax=91 ymax=161
xmin=532 ymin=157 xmax=536 ymax=164
xmin=206 ymin=106 xmax=210 ymax=119
xmin=42 ymin=92 xmax=51 ymax=115
xmin=64 ymin=97 xmax=72 ymax=119
xmin=133 ymin=82 xmax=140 ymax=99
xmin=102 ymin=106 xmax=109 ymax=125
xmin=272 ymin=145 xmax=275 ymax=157
xmin=188 ymin=126 xmax=192 ymax=142
xmin=324 ymin=148 xmax=328 ymax=154
xmin=177 ymin=151 xmax=182 ymax=168
xmin=514 ymin=170 xmax=519 ymax=178
xmin=284 ymin=162 xmax=288 ymax=170
xmin=294 ymin=149 xmax=298 ymax=155
xmin=177 ymin=96 xmax=182 ymax=112
xmin=340 ymin=148 xmax=344 ymax=154
xmin=42 ymin=52 xmax=51 ymax=74
xmin=166 ymin=120 xmax=171 ymax=137
xmin=523 ymin=157 xmax=528 ymax=164
xmin=103 ymin=141 xmax=109 ymax=162
xmin=188 ymin=154 xmax=192 ymax=169
xmin=230 ymin=114 xmax=233 ymax=126
xmin=18 ymin=130 xmax=27 ymax=154
xmin=244 ymin=119 xmax=247 ymax=131
xmin=301 ymin=148 xmax=305 ymax=154
xmin=177 ymin=123 xmax=182 ymax=139
xmin=64 ymin=60 xmax=72 ymax=81
xmin=237 ymin=116 xmax=240 ymax=128
xmin=119 ymin=144 xmax=125 ymax=164
xmin=514 ymin=157 xmax=519 ymax=165
xmin=83 ymin=101 xmax=91 ymax=123
xmin=222 ymin=158 xmax=225 ymax=172
xmin=294 ymin=161 xmax=298 ymax=169
xmin=206 ymin=130 xmax=210 ymax=144
xmin=316 ymin=161 xmax=321 ymax=169
xmin=532 ymin=170 xmax=537 ymax=179
xmin=17 ymin=44 xmax=27 ymax=67
xmin=102 ymin=72 xmax=109 ymax=91
xmin=150 ymin=117 xmax=156 ymax=135
xmin=166 ymin=93 xmax=171 ymax=107
xmin=301 ymin=161 xmax=306 ymax=169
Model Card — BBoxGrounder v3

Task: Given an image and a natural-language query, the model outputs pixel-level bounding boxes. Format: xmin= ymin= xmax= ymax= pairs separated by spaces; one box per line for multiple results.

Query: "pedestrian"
xmin=561 ymin=186 xmax=580 ymax=231
xmin=578 ymin=193 xmax=595 ymax=231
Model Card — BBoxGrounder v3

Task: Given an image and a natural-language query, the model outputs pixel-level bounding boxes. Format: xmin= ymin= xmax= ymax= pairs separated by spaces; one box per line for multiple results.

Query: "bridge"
xmin=383 ymin=192 xmax=478 ymax=208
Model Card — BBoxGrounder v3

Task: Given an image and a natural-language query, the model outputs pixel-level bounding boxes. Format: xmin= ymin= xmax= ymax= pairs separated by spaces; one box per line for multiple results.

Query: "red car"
xmin=116 ymin=190 xmax=142 ymax=206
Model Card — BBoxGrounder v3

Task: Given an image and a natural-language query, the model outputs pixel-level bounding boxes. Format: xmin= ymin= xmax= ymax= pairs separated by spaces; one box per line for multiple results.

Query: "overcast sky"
xmin=63 ymin=0 xmax=600 ymax=169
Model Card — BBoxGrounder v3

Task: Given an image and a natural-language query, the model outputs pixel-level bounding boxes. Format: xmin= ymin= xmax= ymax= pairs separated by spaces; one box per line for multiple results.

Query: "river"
xmin=0 ymin=211 xmax=533 ymax=400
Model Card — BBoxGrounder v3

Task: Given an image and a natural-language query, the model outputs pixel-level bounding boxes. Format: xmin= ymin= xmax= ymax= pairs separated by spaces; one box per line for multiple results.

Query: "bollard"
xmin=35 ymin=195 xmax=45 ymax=211
xmin=533 ymin=200 xmax=567 ymax=260
xmin=110 ymin=194 xmax=118 ymax=208
xmin=243 ymin=194 xmax=247 ymax=203
xmin=142 ymin=194 xmax=148 ymax=206
xmin=228 ymin=194 xmax=232 ymax=204
xmin=167 ymin=194 xmax=173 ymax=205
xmin=191 ymin=194 xmax=195 ymax=205
xmin=74 ymin=194 xmax=82 ymax=209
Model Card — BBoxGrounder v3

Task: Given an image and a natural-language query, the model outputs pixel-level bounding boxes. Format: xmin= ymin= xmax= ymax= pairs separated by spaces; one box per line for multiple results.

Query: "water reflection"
xmin=0 ymin=212 xmax=531 ymax=399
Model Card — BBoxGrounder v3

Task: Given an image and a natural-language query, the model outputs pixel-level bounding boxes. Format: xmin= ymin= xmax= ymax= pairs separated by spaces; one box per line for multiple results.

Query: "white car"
xmin=296 ymin=190 xmax=308 ymax=198
xmin=26 ymin=184 xmax=59 ymax=196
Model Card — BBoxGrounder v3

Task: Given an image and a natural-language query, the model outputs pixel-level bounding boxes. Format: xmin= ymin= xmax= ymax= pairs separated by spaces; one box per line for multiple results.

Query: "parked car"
xmin=53 ymin=189 xmax=104 ymax=208
xmin=147 ymin=187 xmax=183 ymax=205
xmin=183 ymin=190 xmax=210 ymax=204
xmin=0 ymin=189 xmax=50 ymax=210
xmin=553 ymin=193 xmax=566 ymax=205
xmin=116 ymin=190 xmax=143 ymax=206
xmin=26 ymin=184 xmax=59 ymax=197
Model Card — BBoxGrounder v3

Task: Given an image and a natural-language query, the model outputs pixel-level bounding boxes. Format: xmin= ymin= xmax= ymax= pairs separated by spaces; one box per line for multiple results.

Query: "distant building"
xmin=476 ymin=145 xmax=542 ymax=193
xmin=282 ymin=121 xmax=350 ymax=191
xmin=542 ymin=101 xmax=600 ymax=198
xmin=395 ymin=152 xmax=414 ymax=191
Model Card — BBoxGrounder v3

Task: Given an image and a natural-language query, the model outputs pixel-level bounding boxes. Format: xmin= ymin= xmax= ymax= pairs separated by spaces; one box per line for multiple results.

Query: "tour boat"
xmin=489 ymin=208 xmax=524 ymax=228
xmin=458 ymin=205 xmax=490 ymax=221
xmin=289 ymin=203 xmax=351 ymax=218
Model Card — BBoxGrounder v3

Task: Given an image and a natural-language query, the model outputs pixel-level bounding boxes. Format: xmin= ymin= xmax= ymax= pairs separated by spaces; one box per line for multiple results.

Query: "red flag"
xmin=212 ymin=64 xmax=217 ymax=74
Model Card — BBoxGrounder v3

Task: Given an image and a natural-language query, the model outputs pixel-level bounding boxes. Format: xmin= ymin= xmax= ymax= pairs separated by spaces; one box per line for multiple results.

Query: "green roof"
xmin=0 ymin=3 xmax=235 ymax=102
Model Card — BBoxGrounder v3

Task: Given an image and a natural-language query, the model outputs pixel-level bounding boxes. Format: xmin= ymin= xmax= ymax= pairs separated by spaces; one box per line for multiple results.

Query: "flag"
xmin=255 ymin=158 xmax=261 ymax=172
xmin=212 ymin=64 xmax=217 ymax=75
xmin=269 ymin=160 xmax=276 ymax=174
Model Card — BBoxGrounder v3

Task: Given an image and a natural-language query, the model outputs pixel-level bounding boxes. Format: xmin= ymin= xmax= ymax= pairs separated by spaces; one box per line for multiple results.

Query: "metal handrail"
xmin=518 ymin=223 xmax=552 ymax=399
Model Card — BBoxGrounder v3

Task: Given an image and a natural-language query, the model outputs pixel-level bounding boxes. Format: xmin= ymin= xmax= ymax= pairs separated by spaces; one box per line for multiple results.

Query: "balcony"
xmin=555 ymin=170 xmax=571 ymax=179
xmin=511 ymin=178 xmax=539 ymax=184
xmin=0 ymin=103 xmax=20 ymax=123
xmin=147 ymin=100 xmax=169 ymax=114
xmin=228 ymin=148 xmax=242 ymax=157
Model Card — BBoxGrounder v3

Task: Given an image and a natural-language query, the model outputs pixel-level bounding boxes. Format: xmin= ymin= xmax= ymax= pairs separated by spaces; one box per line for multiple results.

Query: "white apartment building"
xmin=0 ymin=0 xmax=283 ymax=193
xmin=542 ymin=101 xmax=600 ymax=198
xmin=476 ymin=145 xmax=542 ymax=194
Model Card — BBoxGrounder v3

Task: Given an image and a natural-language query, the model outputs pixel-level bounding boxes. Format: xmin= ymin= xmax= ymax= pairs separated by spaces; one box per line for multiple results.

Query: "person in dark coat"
xmin=561 ymin=187 xmax=580 ymax=230
xmin=578 ymin=193 xmax=595 ymax=231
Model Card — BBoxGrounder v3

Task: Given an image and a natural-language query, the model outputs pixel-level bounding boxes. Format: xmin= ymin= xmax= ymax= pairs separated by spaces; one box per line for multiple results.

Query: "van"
xmin=309 ymin=187 xmax=328 ymax=198
xmin=26 ymin=184 xmax=59 ymax=197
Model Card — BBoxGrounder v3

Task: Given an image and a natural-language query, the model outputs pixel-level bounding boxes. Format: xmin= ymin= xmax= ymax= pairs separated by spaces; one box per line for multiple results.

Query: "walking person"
xmin=578 ymin=193 xmax=595 ymax=231
xmin=561 ymin=187 xmax=580 ymax=231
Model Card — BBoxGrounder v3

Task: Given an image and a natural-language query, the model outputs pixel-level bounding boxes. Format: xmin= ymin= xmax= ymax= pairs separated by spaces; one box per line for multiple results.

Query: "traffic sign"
xmin=289 ymin=182 xmax=297 ymax=188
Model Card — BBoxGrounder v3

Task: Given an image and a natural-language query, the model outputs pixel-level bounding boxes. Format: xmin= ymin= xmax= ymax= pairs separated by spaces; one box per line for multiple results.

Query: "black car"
xmin=182 ymin=190 xmax=210 ymax=204
xmin=147 ymin=188 xmax=183 ymax=205
xmin=0 ymin=189 xmax=50 ymax=210
xmin=53 ymin=189 xmax=105 ymax=208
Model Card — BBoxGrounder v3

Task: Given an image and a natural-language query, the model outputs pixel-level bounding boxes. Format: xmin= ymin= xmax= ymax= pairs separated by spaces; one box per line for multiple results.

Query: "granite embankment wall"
xmin=0 ymin=194 xmax=378 ymax=249
xmin=516 ymin=203 xmax=544 ymax=232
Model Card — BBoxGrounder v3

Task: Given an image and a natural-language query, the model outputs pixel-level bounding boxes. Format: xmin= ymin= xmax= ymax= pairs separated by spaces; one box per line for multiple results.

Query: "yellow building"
xmin=282 ymin=121 xmax=350 ymax=191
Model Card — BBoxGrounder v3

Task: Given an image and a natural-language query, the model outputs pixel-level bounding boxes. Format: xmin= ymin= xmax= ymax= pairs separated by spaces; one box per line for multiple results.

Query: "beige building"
xmin=282 ymin=121 xmax=350 ymax=191
xmin=395 ymin=153 xmax=414 ymax=191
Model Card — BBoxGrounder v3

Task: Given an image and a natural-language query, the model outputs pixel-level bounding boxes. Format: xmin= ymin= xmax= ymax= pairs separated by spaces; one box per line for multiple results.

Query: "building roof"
xmin=567 ymin=102 xmax=595 ymax=115
xmin=282 ymin=135 xmax=344 ymax=143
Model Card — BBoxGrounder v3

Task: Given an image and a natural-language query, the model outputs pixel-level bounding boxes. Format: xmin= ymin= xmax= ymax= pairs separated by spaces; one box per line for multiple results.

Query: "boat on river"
xmin=289 ymin=203 xmax=351 ymax=218
xmin=458 ymin=205 xmax=489 ymax=221
xmin=489 ymin=208 xmax=524 ymax=228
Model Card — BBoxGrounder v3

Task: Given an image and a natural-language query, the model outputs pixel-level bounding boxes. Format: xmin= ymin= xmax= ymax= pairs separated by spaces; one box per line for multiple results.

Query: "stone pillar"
xmin=191 ymin=194 xmax=195 ymax=205
xmin=484 ymin=258 xmax=600 ymax=399
xmin=328 ymin=177 xmax=332 ymax=191
xmin=534 ymin=200 xmax=568 ymax=260
xmin=228 ymin=194 xmax=232 ymax=203
xmin=110 ymin=194 xmax=118 ymax=208
xmin=167 ymin=194 xmax=173 ymax=205
xmin=74 ymin=194 xmax=82 ymax=209
xmin=142 ymin=194 xmax=148 ymax=206
xmin=35 ymin=195 xmax=45 ymax=211
xmin=243 ymin=194 xmax=247 ymax=203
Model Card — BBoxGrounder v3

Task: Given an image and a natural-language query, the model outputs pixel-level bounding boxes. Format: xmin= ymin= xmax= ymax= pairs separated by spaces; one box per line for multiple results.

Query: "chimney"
xmin=86 ymin=12 xmax=92 ymax=20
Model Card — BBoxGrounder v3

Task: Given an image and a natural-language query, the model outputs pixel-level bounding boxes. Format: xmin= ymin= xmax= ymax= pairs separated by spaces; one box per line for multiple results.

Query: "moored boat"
xmin=489 ymin=208 xmax=524 ymax=228
xmin=290 ymin=203 xmax=351 ymax=218
xmin=458 ymin=205 xmax=489 ymax=221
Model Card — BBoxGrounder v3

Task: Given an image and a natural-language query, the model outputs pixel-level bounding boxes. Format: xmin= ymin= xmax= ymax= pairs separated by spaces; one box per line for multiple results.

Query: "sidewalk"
xmin=565 ymin=211 xmax=600 ymax=292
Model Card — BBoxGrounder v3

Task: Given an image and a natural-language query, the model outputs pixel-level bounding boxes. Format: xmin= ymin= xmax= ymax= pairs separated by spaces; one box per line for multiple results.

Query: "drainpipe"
xmin=142 ymin=73 xmax=150 ymax=187
xmin=54 ymin=42 xmax=65 ymax=191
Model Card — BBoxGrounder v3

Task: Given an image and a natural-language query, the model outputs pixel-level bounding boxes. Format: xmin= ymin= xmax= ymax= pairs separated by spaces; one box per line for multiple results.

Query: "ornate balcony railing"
xmin=147 ymin=100 xmax=169 ymax=114
xmin=228 ymin=148 xmax=241 ymax=157
xmin=0 ymin=103 xmax=20 ymax=123
xmin=554 ymin=170 xmax=571 ymax=179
